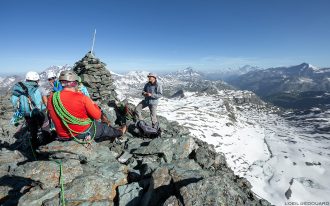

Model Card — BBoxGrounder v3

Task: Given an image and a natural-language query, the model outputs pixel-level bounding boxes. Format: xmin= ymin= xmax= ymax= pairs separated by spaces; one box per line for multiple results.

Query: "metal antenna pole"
xmin=91 ymin=29 xmax=96 ymax=54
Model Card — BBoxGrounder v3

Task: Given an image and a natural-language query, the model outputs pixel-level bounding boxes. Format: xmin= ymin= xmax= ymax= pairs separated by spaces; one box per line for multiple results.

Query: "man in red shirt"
xmin=47 ymin=70 xmax=126 ymax=142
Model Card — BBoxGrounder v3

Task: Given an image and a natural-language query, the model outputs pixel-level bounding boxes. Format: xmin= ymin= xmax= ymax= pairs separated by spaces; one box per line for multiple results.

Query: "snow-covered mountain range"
xmin=0 ymin=65 xmax=70 ymax=95
xmin=230 ymin=63 xmax=330 ymax=95
xmin=112 ymin=69 xmax=233 ymax=100
xmin=0 ymin=75 xmax=23 ymax=94
xmin=113 ymin=70 xmax=330 ymax=205
xmin=229 ymin=63 xmax=330 ymax=109
xmin=205 ymin=65 xmax=262 ymax=81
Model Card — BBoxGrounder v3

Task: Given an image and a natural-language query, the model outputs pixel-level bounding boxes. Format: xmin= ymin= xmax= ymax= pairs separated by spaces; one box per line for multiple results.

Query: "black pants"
xmin=75 ymin=121 xmax=122 ymax=142
xmin=25 ymin=110 xmax=51 ymax=151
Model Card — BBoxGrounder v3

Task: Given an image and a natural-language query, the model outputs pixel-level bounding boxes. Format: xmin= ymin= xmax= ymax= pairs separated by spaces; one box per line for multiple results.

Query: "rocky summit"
xmin=0 ymin=118 xmax=270 ymax=206
xmin=0 ymin=54 xmax=270 ymax=205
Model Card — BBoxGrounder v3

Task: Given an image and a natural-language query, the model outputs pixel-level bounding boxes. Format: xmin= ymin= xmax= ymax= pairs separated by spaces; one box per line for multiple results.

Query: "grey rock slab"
xmin=0 ymin=149 xmax=26 ymax=164
xmin=18 ymin=188 xmax=60 ymax=206
xmin=163 ymin=195 xmax=183 ymax=206
xmin=92 ymin=163 xmax=128 ymax=186
xmin=179 ymin=176 xmax=271 ymax=206
xmin=13 ymin=159 xmax=83 ymax=189
xmin=125 ymin=138 xmax=151 ymax=153
xmin=64 ymin=175 xmax=120 ymax=202
xmin=38 ymin=140 xmax=113 ymax=162
xmin=117 ymin=151 xmax=133 ymax=164
xmin=133 ymin=137 xmax=198 ymax=163
xmin=118 ymin=182 xmax=143 ymax=206
xmin=0 ymin=185 xmax=12 ymax=203
xmin=141 ymin=167 xmax=173 ymax=206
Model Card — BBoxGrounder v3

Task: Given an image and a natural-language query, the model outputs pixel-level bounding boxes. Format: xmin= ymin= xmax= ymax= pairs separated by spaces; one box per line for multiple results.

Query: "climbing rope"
xmin=52 ymin=92 xmax=96 ymax=144
xmin=28 ymin=138 xmax=66 ymax=206
xmin=53 ymin=160 xmax=66 ymax=206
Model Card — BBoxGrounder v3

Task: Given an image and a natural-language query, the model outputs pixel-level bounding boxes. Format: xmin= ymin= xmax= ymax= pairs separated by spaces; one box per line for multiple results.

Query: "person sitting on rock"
xmin=77 ymin=76 xmax=90 ymax=97
xmin=41 ymin=70 xmax=62 ymax=106
xmin=47 ymin=70 xmax=126 ymax=142
xmin=11 ymin=71 xmax=51 ymax=151
xmin=134 ymin=73 xmax=162 ymax=128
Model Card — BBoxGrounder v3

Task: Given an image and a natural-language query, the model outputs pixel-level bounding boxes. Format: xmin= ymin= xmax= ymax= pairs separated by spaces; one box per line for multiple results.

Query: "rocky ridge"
xmin=0 ymin=53 xmax=270 ymax=205
xmin=0 ymin=116 xmax=270 ymax=205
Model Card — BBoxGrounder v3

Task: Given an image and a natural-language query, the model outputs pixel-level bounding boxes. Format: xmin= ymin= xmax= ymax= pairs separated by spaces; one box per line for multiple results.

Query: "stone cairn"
xmin=72 ymin=51 xmax=117 ymax=102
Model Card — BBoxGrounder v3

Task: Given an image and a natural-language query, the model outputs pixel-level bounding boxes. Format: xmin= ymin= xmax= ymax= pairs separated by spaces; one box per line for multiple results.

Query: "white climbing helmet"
xmin=25 ymin=71 xmax=40 ymax=81
xmin=47 ymin=70 xmax=56 ymax=79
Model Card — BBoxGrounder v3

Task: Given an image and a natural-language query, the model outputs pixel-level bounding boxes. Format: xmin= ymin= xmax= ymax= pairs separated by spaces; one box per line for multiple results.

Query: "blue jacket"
xmin=78 ymin=84 xmax=90 ymax=97
xmin=142 ymin=81 xmax=162 ymax=105
xmin=53 ymin=80 xmax=63 ymax=92
xmin=11 ymin=81 xmax=45 ymax=116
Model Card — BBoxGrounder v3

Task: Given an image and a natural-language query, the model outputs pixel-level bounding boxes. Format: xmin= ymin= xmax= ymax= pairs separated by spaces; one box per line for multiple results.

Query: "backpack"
xmin=136 ymin=120 xmax=161 ymax=138
xmin=11 ymin=81 xmax=45 ymax=117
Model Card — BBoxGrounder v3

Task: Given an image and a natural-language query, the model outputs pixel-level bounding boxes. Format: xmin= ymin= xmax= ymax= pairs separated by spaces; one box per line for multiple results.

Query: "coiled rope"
xmin=52 ymin=91 xmax=96 ymax=144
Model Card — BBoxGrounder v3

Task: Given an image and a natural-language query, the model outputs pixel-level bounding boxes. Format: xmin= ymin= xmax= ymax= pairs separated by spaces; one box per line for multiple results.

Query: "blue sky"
xmin=1 ymin=0 xmax=330 ymax=74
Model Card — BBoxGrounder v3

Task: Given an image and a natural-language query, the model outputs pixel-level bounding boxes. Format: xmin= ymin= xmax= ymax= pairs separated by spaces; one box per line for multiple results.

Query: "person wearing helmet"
xmin=134 ymin=72 xmax=163 ymax=127
xmin=47 ymin=70 xmax=126 ymax=142
xmin=11 ymin=71 xmax=51 ymax=153
xmin=47 ymin=71 xmax=63 ymax=92
xmin=41 ymin=71 xmax=63 ymax=106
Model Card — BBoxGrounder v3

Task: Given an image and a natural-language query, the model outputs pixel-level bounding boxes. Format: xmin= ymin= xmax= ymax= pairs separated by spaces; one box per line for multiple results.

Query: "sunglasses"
xmin=48 ymin=77 xmax=56 ymax=81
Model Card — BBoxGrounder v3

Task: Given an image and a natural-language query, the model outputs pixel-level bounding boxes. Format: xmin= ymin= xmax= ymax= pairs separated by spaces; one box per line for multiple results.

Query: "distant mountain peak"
xmin=176 ymin=67 xmax=202 ymax=76
xmin=230 ymin=62 xmax=330 ymax=97
xmin=307 ymin=63 xmax=319 ymax=71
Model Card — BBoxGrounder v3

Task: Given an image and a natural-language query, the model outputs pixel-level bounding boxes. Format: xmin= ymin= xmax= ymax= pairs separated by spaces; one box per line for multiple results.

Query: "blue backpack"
xmin=11 ymin=81 xmax=45 ymax=117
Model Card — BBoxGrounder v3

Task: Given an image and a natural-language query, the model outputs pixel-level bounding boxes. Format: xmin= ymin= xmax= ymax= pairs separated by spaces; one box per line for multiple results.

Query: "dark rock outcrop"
xmin=0 ymin=94 xmax=17 ymax=146
xmin=170 ymin=90 xmax=184 ymax=99
xmin=0 ymin=115 xmax=271 ymax=205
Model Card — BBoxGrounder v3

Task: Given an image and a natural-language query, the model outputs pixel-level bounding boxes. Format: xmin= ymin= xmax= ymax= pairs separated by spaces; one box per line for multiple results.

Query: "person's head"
xmin=147 ymin=73 xmax=157 ymax=84
xmin=59 ymin=70 xmax=78 ymax=89
xmin=25 ymin=71 xmax=40 ymax=83
xmin=47 ymin=71 xmax=57 ymax=85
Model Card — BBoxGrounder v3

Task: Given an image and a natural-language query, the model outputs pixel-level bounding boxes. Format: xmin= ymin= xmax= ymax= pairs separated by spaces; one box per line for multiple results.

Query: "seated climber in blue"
xmin=11 ymin=71 xmax=51 ymax=151
xmin=41 ymin=71 xmax=63 ymax=106
xmin=41 ymin=71 xmax=89 ymax=106
xmin=134 ymin=73 xmax=163 ymax=128
xmin=46 ymin=70 xmax=63 ymax=92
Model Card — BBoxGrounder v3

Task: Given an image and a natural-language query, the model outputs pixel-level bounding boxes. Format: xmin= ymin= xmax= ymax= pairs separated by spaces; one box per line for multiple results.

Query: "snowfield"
xmin=114 ymin=73 xmax=330 ymax=205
